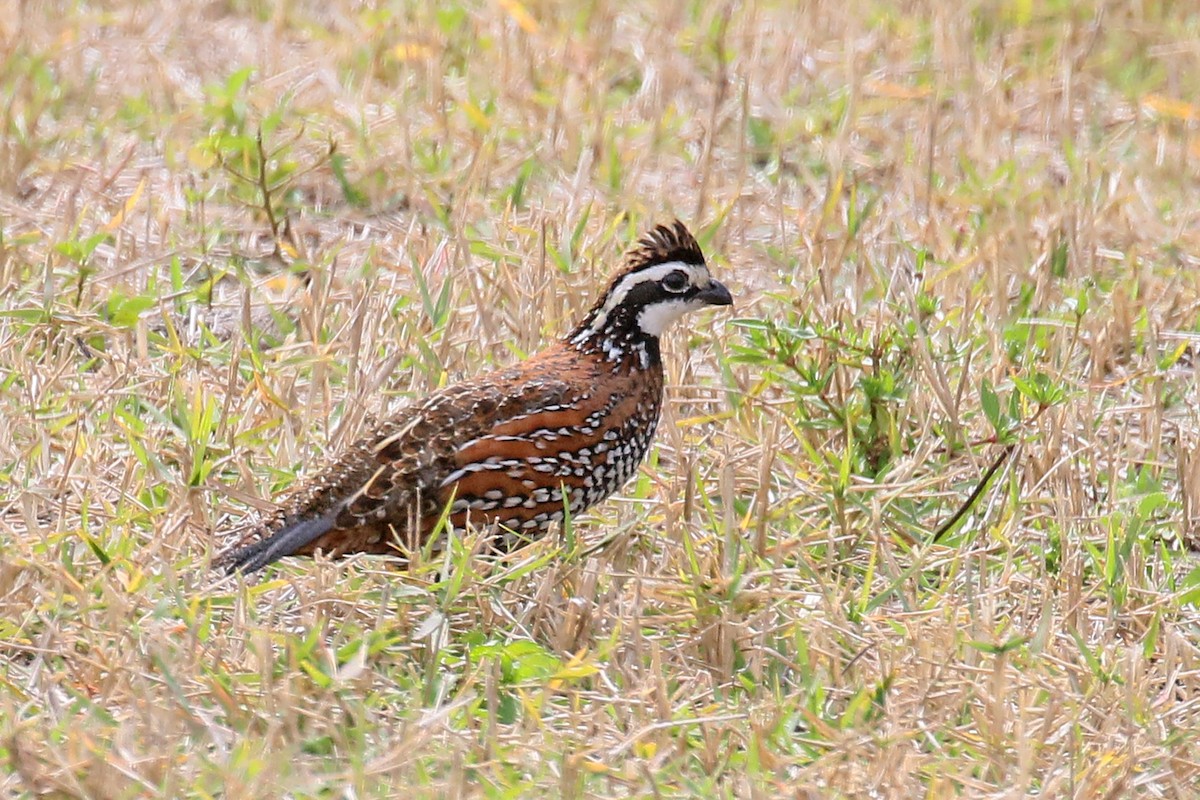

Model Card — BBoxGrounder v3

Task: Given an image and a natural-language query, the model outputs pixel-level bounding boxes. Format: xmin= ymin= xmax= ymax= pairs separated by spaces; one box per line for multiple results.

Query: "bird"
xmin=216 ymin=220 xmax=732 ymax=573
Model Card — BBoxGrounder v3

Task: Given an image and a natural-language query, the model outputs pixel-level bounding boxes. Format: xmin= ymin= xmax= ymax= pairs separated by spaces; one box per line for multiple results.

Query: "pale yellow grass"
xmin=2 ymin=1 xmax=1200 ymax=798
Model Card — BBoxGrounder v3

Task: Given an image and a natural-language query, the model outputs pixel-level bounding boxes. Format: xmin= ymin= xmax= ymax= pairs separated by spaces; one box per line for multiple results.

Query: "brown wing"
xmin=216 ymin=346 xmax=594 ymax=572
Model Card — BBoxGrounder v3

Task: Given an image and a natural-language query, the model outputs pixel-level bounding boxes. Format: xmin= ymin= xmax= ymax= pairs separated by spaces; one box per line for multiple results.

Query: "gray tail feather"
xmin=218 ymin=509 xmax=341 ymax=574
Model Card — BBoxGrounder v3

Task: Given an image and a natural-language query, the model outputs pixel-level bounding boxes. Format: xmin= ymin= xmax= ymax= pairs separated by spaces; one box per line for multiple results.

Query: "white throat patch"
xmin=636 ymin=298 xmax=704 ymax=336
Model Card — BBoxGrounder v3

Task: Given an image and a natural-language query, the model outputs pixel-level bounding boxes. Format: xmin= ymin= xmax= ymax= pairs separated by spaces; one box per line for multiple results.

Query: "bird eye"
xmin=661 ymin=270 xmax=690 ymax=293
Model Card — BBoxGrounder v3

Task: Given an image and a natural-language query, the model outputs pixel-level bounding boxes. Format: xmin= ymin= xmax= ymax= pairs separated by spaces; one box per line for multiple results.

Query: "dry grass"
xmin=3 ymin=0 xmax=1200 ymax=797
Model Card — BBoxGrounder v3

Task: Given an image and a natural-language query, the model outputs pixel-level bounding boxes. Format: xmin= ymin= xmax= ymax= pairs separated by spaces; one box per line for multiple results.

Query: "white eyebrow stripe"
xmin=582 ymin=261 xmax=710 ymax=336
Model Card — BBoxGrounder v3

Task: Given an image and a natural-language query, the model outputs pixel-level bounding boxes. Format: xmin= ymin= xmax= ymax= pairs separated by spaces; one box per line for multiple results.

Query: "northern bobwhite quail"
xmin=217 ymin=220 xmax=732 ymax=573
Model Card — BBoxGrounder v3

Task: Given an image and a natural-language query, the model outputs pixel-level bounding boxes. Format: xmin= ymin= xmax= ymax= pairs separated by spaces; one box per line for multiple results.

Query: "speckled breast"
xmin=436 ymin=362 xmax=665 ymax=549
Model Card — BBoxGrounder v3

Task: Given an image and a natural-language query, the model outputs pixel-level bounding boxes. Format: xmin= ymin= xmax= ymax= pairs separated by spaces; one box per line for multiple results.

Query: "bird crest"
xmin=625 ymin=220 xmax=705 ymax=272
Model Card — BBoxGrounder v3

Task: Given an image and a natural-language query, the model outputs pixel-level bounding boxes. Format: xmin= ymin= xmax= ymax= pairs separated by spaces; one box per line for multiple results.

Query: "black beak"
xmin=696 ymin=279 xmax=733 ymax=307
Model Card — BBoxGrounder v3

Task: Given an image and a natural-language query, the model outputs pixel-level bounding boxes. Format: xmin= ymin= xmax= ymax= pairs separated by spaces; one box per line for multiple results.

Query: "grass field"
xmin=3 ymin=1 xmax=1200 ymax=797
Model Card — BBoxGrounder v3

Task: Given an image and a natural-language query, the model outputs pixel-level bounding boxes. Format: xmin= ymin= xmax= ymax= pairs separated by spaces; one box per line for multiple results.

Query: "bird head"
xmin=569 ymin=221 xmax=732 ymax=364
